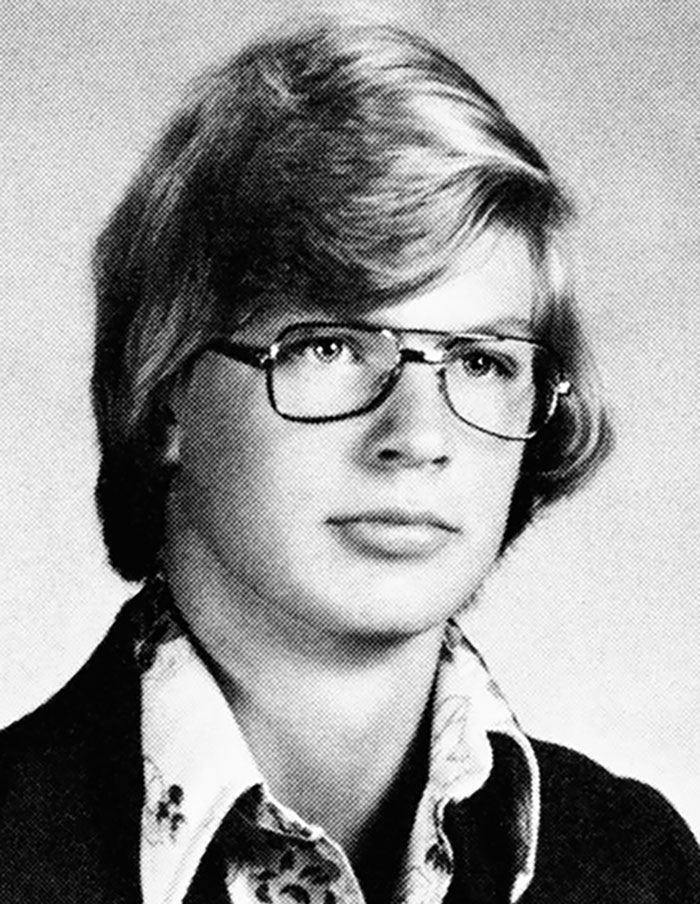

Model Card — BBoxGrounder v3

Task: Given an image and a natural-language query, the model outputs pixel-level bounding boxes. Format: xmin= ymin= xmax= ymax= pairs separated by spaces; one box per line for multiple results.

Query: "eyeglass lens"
xmin=270 ymin=324 xmax=560 ymax=438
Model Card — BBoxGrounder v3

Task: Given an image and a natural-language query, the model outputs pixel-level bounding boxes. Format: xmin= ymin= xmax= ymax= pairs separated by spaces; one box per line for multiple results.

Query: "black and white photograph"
xmin=1 ymin=1 xmax=699 ymax=901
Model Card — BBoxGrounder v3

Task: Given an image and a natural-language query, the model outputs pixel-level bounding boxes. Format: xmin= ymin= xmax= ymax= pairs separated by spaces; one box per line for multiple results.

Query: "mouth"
xmin=327 ymin=509 xmax=461 ymax=560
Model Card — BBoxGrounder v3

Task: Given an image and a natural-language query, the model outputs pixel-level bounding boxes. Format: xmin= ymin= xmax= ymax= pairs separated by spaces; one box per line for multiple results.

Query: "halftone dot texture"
xmin=1 ymin=0 xmax=698 ymax=843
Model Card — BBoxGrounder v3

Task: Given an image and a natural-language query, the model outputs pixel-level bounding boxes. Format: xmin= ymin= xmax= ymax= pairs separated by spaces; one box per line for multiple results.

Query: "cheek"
xmin=461 ymin=444 xmax=524 ymax=544
xmin=175 ymin=366 xmax=331 ymax=553
xmin=173 ymin=364 xmax=267 ymax=534
xmin=180 ymin=426 xmax=268 ymax=537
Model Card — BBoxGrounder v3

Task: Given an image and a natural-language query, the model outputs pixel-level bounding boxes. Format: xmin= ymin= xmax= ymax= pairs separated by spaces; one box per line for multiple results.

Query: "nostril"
xmin=376 ymin=447 xmax=449 ymax=468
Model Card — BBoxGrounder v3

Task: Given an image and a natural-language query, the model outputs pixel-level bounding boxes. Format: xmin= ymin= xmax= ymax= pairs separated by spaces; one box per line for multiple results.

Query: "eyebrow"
xmin=230 ymin=302 xmax=313 ymax=334
xmin=458 ymin=316 xmax=535 ymax=339
xmin=232 ymin=311 xmax=536 ymax=340
xmin=366 ymin=315 xmax=536 ymax=340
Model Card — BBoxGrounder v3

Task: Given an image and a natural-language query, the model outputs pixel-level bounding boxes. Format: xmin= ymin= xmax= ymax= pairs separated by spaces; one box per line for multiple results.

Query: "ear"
xmin=162 ymin=414 xmax=181 ymax=468
xmin=161 ymin=379 xmax=187 ymax=468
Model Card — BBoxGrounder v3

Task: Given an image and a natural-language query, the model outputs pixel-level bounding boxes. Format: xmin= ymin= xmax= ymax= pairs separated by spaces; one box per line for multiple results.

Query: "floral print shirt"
xmin=133 ymin=593 xmax=539 ymax=904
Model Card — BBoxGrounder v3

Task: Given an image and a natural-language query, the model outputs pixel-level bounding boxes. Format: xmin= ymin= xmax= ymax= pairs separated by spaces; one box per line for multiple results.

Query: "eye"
xmin=455 ymin=347 xmax=517 ymax=380
xmin=461 ymin=351 xmax=497 ymax=376
xmin=307 ymin=337 xmax=353 ymax=363
xmin=277 ymin=331 xmax=364 ymax=367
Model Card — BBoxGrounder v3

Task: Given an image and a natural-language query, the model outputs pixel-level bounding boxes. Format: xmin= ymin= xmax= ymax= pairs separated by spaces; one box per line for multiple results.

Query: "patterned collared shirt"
xmin=133 ymin=594 xmax=539 ymax=904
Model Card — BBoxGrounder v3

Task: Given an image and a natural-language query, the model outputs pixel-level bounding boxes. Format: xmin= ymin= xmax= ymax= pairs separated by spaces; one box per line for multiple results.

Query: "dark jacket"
xmin=0 ymin=608 xmax=698 ymax=904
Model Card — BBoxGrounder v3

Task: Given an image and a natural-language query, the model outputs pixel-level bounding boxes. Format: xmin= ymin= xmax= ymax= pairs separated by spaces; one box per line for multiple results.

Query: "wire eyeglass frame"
xmin=205 ymin=321 xmax=571 ymax=441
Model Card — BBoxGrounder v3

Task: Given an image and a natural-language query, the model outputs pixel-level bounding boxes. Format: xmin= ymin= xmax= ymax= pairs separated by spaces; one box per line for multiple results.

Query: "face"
xmin=167 ymin=230 xmax=534 ymax=642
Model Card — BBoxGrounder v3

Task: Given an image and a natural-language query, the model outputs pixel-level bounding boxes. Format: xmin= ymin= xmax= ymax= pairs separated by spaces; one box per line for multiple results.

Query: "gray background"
xmin=1 ymin=0 xmax=698 ymax=836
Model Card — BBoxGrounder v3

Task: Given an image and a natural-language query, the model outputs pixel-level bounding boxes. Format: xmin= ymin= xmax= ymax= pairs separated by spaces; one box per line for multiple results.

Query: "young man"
xmin=0 ymin=19 xmax=697 ymax=904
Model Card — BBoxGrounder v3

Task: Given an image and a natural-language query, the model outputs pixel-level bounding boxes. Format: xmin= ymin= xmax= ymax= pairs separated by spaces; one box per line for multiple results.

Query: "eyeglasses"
xmin=206 ymin=322 xmax=570 ymax=440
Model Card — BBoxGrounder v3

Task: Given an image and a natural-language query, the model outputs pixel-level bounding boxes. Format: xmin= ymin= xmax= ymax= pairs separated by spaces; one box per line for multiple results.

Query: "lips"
xmin=327 ymin=509 xmax=460 ymax=559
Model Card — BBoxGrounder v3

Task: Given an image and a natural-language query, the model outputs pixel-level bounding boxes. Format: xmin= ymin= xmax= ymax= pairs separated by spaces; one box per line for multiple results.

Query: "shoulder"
xmin=0 ymin=607 xmax=136 ymax=803
xmin=533 ymin=737 xmax=692 ymax=832
xmin=0 ymin=606 xmax=135 ymax=748
xmin=0 ymin=603 xmax=141 ymax=811
xmin=0 ymin=580 xmax=170 ymax=812
xmin=0 ymin=606 xmax=143 ymax=902
xmin=528 ymin=738 xmax=700 ymax=902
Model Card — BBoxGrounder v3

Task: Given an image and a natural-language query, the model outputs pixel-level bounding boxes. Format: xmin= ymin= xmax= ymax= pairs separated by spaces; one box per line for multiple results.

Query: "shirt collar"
xmin=137 ymin=607 xmax=539 ymax=904
xmin=424 ymin=620 xmax=539 ymax=902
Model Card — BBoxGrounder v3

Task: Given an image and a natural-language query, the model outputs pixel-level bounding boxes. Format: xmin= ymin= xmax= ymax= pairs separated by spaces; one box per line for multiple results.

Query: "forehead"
xmin=366 ymin=230 xmax=536 ymax=335
xmin=235 ymin=230 xmax=536 ymax=338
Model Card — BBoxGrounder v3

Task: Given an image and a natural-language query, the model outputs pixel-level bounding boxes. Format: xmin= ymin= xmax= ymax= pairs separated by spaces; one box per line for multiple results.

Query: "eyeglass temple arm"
xmin=206 ymin=338 xmax=269 ymax=369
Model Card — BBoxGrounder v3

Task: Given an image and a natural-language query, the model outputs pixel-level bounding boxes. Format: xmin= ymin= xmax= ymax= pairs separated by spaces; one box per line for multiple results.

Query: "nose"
xmin=360 ymin=362 xmax=452 ymax=471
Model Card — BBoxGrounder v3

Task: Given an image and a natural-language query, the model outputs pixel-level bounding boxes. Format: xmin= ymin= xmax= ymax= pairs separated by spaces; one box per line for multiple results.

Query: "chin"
xmin=308 ymin=580 xmax=474 ymax=643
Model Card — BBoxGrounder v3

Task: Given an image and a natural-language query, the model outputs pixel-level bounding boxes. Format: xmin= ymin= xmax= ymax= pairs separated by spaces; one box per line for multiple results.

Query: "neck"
xmin=163 ymin=528 xmax=444 ymax=855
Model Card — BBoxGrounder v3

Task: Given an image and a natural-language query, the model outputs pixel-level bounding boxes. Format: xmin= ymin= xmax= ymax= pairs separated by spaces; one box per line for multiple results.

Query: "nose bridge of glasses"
xmin=384 ymin=345 xmax=452 ymax=423
xmin=385 ymin=341 xmax=453 ymax=417
xmin=398 ymin=346 xmax=445 ymax=367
